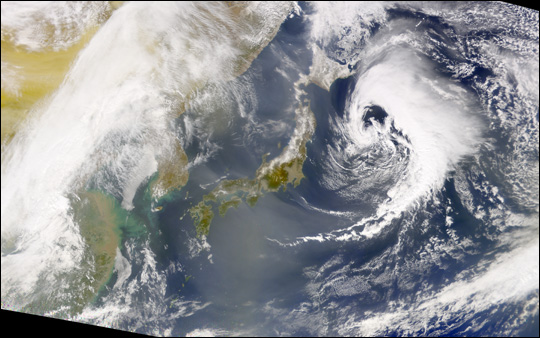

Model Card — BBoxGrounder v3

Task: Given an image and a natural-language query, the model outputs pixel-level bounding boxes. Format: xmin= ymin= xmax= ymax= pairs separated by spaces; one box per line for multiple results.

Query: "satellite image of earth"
xmin=1 ymin=1 xmax=539 ymax=336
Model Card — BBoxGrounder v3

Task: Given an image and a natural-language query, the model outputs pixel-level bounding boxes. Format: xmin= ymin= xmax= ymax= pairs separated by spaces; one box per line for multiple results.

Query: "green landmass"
xmin=218 ymin=196 xmax=242 ymax=216
xmin=149 ymin=140 xmax=189 ymax=202
xmin=190 ymin=100 xmax=315 ymax=237
xmin=190 ymin=201 xmax=215 ymax=237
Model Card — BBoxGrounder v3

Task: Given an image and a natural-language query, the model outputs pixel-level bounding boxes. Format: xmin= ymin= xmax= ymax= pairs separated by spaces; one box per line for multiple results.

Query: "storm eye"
xmin=362 ymin=105 xmax=388 ymax=127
